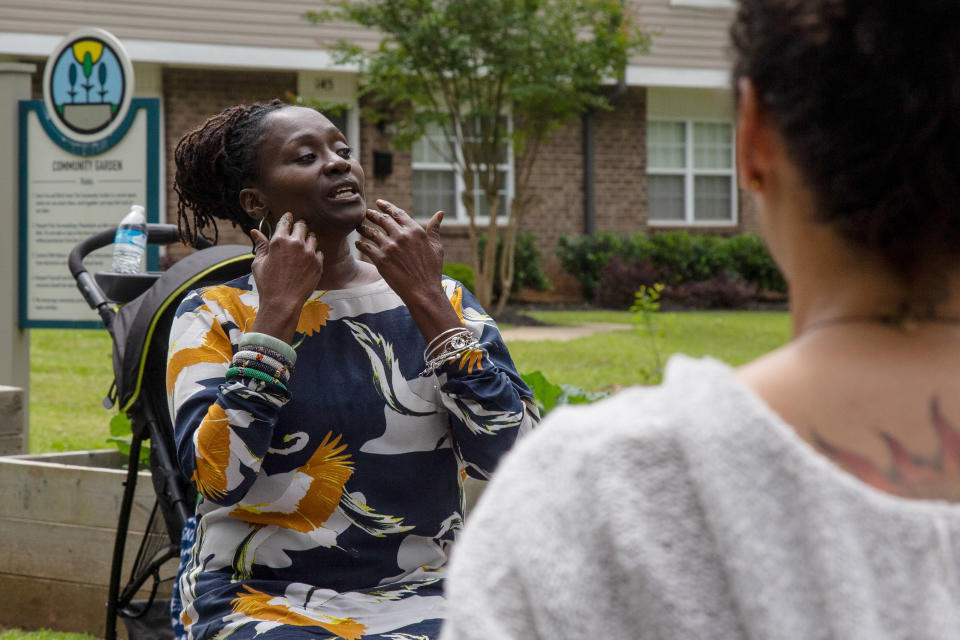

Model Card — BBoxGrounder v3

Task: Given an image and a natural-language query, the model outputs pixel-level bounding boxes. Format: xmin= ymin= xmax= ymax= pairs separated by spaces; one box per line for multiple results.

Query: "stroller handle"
xmin=68 ymin=224 xmax=183 ymax=321
xmin=68 ymin=224 xmax=182 ymax=279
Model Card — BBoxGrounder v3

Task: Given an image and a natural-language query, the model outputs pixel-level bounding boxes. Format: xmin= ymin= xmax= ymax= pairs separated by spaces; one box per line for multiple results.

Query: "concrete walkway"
xmin=500 ymin=322 xmax=632 ymax=342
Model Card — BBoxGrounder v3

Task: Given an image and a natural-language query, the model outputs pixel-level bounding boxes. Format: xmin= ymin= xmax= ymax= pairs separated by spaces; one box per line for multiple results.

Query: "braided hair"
xmin=174 ymin=99 xmax=290 ymax=247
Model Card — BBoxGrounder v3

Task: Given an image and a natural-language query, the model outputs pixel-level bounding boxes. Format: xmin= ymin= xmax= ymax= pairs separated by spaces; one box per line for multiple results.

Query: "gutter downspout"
xmin=582 ymin=110 xmax=595 ymax=236
xmin=582 ymin=75 xmax=628 ymax=236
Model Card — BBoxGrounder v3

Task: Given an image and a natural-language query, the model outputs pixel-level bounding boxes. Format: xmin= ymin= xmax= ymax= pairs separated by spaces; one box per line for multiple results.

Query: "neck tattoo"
xmin=813 ymin=397 xmax=960 ymax=501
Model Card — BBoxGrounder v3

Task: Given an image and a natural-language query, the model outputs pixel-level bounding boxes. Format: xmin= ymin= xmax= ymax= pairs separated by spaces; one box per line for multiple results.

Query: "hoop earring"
xmin=258 ymin=216 xmax=273 ymax=238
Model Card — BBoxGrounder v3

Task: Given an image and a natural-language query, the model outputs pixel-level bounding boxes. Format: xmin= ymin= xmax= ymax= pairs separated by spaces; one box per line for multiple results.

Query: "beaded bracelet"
xmin=238 ymin=332 xmax=297 ymax=366
xmin=233 ymin=349 xmax=289 ymax=372
xmin=225 ymin=366 xmax=289 ymax=393
xmin=233 ymin=358 xmax=289 ymax=383
xmin=231 ymin=350 xmax=291 ymax=382
xmin=230 ymin=351 xmax=292 ymax=385
xmin=239 ymin=344 xmax=294 ymax=370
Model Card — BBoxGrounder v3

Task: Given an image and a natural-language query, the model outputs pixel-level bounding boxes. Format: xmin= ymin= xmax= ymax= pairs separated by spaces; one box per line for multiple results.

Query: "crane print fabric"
xmin=167 ymin=276 xmax=537 ymax=640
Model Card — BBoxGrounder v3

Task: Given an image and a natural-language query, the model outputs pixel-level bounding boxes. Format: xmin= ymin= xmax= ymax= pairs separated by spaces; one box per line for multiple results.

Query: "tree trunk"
xmin=465 ymin=197 xmax=496 ymax=310
xmin=477 ymin=194 xmax=500 ymax=310
xmin=493 ymin=135 xmax=539 ymax=317
xmin=494 ymin=217 xmax=519 ymax=317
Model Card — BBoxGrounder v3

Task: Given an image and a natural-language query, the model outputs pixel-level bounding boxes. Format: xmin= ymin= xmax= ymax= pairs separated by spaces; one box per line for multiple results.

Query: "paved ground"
xmin=499 ymin=322 xmax=632 ymax=342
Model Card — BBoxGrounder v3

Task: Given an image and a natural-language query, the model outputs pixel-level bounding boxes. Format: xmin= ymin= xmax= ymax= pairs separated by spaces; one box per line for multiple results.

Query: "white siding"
xmin=631 ymin=0 xmax=735 ymax=71
xmin=1 ymin=0 xmax=735 ymax=76
xmin=0 ymin=0 xmax=378 ymax=52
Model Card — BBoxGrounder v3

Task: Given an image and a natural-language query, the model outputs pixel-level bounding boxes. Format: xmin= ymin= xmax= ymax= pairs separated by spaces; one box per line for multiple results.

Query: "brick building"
xmin=1 ymin=0 xmax=751 ymax=297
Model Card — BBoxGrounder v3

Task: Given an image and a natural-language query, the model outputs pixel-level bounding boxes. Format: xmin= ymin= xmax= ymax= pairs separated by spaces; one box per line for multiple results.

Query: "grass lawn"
xmin=0 ymin=632 xmax=97 ymax=640
xmin=509 ymin=310 xmax=791 ymax=391
xmin=30 ymin=328 xmax=115 ymax=453
xmin=28 ymin=311 xmax=790 ymax=454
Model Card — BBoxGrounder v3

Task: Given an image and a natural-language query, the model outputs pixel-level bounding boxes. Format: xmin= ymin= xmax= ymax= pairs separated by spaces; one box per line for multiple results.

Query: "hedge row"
xmin=556 ymin=231 xmax=786 ymax=308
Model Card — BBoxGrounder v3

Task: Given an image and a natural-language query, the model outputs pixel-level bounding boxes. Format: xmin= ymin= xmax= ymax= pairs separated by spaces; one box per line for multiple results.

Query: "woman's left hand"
xmin=356 ymin=199 xmax=463 ymax=344
xmin=356 ymin=199 xmax=446 ymax=304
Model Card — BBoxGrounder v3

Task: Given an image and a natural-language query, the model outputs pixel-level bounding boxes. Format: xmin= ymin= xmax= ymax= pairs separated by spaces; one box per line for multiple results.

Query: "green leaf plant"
xmin=630 ymin=283 xmax=673 ymax=384
xmin=521 ymin=370 xmax=608 ymax=418
xmin=108 ymin=412 xmax=150 ymax=466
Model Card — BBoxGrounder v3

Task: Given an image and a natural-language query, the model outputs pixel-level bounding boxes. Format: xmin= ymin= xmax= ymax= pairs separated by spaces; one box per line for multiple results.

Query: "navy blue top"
xmin=167 ymin=275 xmax=537 ymax=640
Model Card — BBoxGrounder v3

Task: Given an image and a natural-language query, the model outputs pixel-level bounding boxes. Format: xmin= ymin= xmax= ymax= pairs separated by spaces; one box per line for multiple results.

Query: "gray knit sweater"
xmin=441 ymin=356 xmax=960 ymax=640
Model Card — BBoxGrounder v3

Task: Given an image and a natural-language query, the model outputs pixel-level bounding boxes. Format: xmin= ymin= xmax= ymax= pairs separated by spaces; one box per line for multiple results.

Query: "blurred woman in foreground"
xmin=441 ymin=1 xmax=960 ymax=638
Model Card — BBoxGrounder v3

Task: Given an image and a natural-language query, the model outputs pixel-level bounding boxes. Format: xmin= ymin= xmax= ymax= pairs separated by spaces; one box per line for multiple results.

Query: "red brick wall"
xmin=162 ymin=67 xmax=297 ymax=261
xmin=593 ymin=87 xmax=647 ymax=233
xmin=492 ymin=87 xmax=649 ymax=298
xmin=357 ymin=110 xmax=413 ymax=212
xmin=513 ymin=114 xmax=589 ymax=298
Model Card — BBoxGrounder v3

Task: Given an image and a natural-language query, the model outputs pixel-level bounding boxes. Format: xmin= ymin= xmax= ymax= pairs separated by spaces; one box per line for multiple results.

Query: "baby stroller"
xmin=69 ymin=224 xmax=253 ymax=640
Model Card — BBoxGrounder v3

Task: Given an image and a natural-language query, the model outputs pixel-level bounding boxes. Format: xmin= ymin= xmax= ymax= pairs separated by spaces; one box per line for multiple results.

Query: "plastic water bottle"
xmin=111 ymin=204 xmax=147 ymax=273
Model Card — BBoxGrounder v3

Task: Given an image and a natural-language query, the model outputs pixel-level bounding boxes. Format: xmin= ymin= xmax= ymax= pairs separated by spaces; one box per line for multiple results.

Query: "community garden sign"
xmin=19 ymin=28 xmax=160 ymax=328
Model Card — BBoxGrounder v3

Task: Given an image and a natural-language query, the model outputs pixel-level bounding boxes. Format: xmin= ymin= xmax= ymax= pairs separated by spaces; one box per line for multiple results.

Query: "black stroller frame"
xmin=69 ymin=224 xmax=253 ymax=640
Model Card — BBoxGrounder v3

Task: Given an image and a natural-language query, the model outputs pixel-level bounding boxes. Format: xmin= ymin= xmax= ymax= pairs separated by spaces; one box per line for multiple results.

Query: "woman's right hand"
xmin=249 ymin=212 xmax=324 ymax=344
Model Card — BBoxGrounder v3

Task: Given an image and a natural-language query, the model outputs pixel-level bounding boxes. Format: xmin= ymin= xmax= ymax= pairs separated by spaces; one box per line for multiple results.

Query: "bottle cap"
xmin=130 ymin=204 xmax=145 ymax=215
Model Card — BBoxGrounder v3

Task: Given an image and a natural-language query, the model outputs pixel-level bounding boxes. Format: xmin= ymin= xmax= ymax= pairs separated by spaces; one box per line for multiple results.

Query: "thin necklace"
xmin=799 ymin=312 xmax=960 ymax=338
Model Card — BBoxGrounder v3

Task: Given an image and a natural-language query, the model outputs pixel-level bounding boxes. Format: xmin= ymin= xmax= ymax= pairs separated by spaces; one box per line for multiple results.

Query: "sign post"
xmin=0 ymin=62 xmax=35 ymax=448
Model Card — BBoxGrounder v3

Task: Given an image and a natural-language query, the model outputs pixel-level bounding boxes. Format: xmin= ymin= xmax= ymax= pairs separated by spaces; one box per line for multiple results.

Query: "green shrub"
xmin=511 ymin=231 xmax=553 ymax=292
xmin=663 ymin=272 xmax=758 ymax=309
xmin=556 ymin=231 xmax=785 ymax=301
xmin=620 ymin=232 xmax=654 ymax=264
xmin=646 ymin=232 xmax=730 ymax=284
xmin=555 ymin=232 xmax=624 ymax=297
xmin=445 ymin=232 xmax=552 ymax=299
xmin=724 ymin=234 xmax=787 ymax=293
xmin=594 ymin=257 xmax=665 ymax=308
xmin=443 ymin=262 xmax=475 ymax=293
xmin=478 ymin=231 xmax=553 ymax=296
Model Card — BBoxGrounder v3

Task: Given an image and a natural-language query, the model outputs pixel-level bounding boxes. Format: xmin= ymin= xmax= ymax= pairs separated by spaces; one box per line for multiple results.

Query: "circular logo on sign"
xmin=42 ymin=28 xmax=134 ymax=144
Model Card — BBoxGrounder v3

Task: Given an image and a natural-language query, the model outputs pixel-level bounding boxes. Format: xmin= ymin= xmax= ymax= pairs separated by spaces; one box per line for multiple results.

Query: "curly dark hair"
xmin=173 ymin=99 xmax=290 ymax=247
xmin=731 ymin=0 xmax=960 ymax=304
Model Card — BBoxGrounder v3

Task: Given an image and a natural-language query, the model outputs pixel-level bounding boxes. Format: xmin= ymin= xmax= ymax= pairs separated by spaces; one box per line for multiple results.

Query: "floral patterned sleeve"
xmin=435 ymin=278 xmax=540 ymax=479
xmin=166 ymin=285 xmax=289 ymax=506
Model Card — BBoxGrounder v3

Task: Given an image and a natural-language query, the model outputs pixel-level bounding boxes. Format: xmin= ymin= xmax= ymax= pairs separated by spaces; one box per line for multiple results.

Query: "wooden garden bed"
xmin=0 ymin=449 xmax=171 ymax=637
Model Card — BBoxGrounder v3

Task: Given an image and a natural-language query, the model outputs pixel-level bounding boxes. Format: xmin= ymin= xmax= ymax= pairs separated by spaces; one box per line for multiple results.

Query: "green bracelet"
xmin=238 ymin=332 xmax=297 ymax=366
xmin=225 ymin=366 xmax=289 ymax=393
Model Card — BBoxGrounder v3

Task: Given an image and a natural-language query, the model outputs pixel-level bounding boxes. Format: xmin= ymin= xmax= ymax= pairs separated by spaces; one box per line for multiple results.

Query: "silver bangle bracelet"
xmin=423 ymin=327 xmax=469 ymax=360
xmin=420 ymin=336 xmax=481 ymax=377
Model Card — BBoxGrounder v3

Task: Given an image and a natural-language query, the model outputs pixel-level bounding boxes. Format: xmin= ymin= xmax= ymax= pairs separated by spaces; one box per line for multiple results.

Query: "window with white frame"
xmin=647 ymin=119 xmax=736 ymax=224
xmin=412 ymin=120 xmax=511 ymax=221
